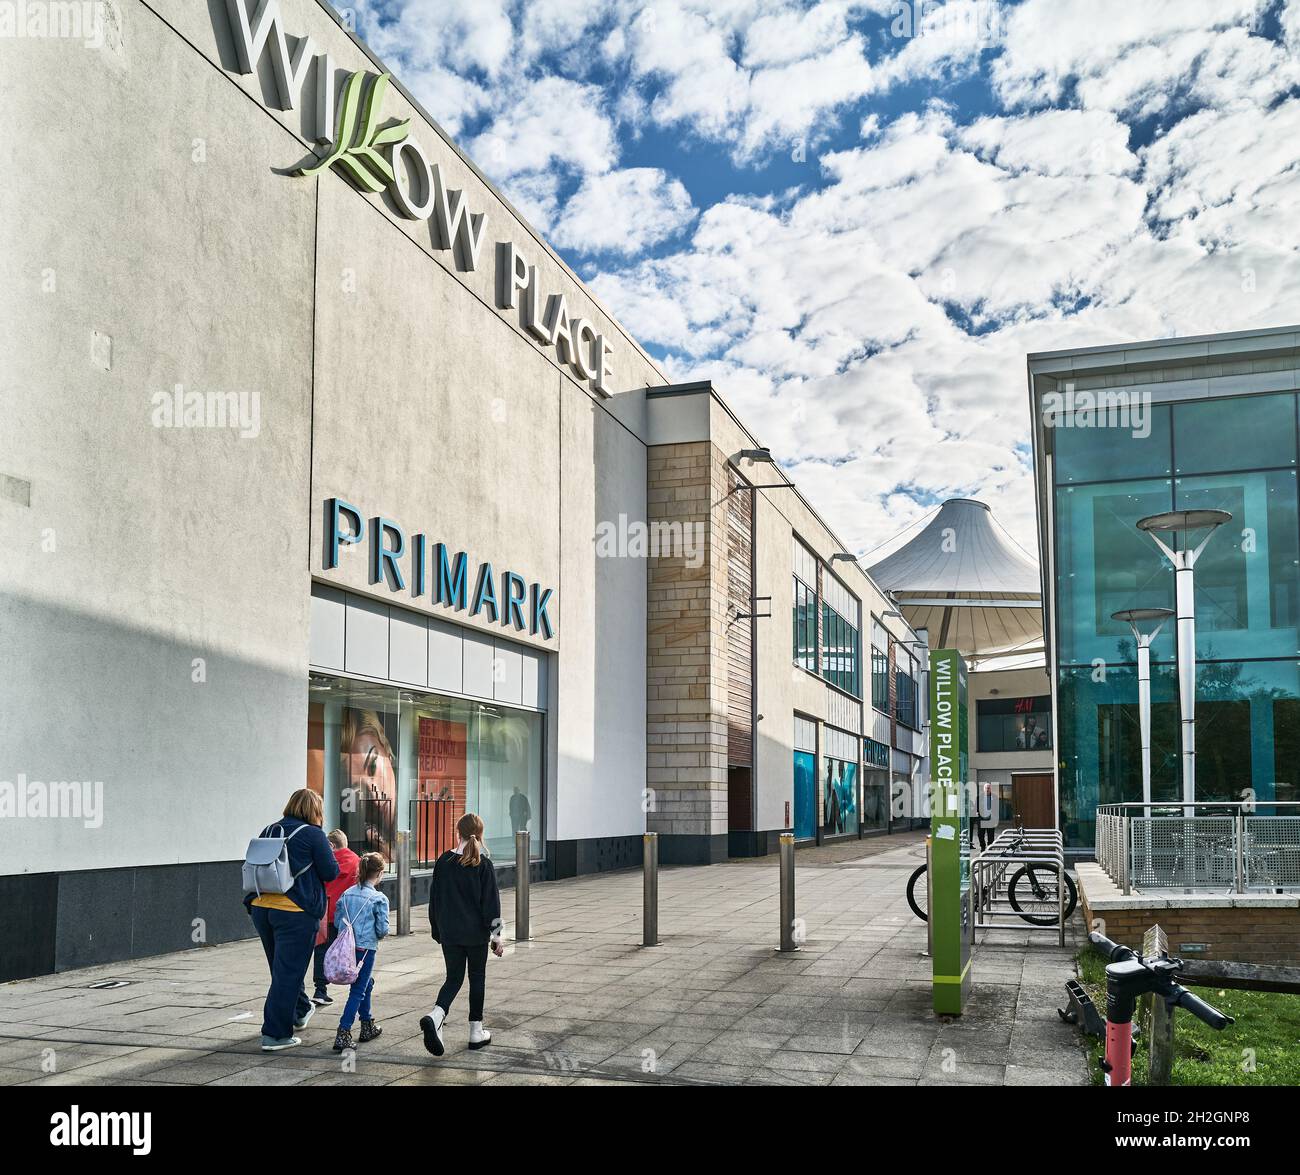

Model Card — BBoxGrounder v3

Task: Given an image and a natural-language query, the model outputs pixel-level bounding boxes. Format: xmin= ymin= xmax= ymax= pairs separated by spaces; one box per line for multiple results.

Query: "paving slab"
xmin=0 ymin=833 xmax=1090 ymax=1087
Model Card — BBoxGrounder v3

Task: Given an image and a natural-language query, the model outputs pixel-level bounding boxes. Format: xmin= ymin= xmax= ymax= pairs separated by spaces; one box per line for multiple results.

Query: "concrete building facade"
xmin=0 ymin=0 xmax=923 ymax=979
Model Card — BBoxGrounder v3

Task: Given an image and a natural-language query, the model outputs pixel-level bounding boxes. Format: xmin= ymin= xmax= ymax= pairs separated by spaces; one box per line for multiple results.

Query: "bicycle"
xmin=905 ymin=830 xmax=1077 ymax=925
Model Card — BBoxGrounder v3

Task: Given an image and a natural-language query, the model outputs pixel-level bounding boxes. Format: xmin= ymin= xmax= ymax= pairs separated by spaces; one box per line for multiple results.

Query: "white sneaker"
xmin=293 ymin=1002 xmax=315 ymax=1031
xmin=420 ymin=1007 xmax=446 ymax=1057
xmin=468 ymin=1021 xmax=492 ymax=1050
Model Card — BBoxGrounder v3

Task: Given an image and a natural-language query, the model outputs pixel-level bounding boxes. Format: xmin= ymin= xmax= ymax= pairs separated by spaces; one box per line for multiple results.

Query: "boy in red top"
xmin=311 ymin=829 xmax=360 ymax=1005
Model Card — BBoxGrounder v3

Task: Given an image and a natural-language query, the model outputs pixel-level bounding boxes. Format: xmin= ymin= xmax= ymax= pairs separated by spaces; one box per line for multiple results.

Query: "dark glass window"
xmin=976 ymin=696 xmax=1053 ymax=752
xmin=871 ymin=647 xmax=889 ymax=710
xmin=895 ymin=670 xmax=917 ymax=728
xmin=821 ymin=602 xmax=861 ymax=696
xmin=1053 ymin=400 xmax=1172 ymax=484
xmin=793 ymin=576 xmax=818 ymax=672
xmin=1174 ymin=392 xmax=1296 ymax=476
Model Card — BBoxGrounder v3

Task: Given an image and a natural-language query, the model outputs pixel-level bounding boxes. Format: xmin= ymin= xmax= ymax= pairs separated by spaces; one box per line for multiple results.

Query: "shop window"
xmin=976 ymin=696 xmax=1053 ymax=752
xmin=307 ymin=675 xmax=544 ymax=870
xmin=821 ymin=727 xmax=859 ymax=837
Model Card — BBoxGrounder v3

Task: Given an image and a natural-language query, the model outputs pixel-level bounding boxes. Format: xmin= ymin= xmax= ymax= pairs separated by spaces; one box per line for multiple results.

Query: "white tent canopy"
xmin=867 ymin=499 xmax=1043 ymax=664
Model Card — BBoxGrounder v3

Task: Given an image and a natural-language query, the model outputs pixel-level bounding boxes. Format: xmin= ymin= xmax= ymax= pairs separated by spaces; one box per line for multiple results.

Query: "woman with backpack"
xmin=420 ymin=813 xmax=504 ymax=1057
xmin=244 ymin=789 xmax=339 ymax=1052
xmin=330 ymin=852 xmax=390 ymax=1053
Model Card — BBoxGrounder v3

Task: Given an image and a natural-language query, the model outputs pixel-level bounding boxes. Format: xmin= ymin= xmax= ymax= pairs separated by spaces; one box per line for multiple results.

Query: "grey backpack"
xmin=242 ymin=823 xmax=311 ymax=897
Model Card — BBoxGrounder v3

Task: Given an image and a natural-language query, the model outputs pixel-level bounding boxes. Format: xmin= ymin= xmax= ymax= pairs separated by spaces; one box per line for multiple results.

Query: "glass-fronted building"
xmin=1028 ymin=327 xmax=1300 ymax=854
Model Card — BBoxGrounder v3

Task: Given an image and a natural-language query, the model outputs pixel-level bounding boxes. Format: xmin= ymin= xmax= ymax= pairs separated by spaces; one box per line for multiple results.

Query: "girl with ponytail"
xmin=420 ymin=812 xmax=504 ymax=1057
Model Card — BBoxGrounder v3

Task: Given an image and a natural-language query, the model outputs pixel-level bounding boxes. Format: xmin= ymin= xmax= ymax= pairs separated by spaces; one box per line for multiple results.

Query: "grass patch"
xmin=1075 ymin=948 xmax=1300 ymax=1086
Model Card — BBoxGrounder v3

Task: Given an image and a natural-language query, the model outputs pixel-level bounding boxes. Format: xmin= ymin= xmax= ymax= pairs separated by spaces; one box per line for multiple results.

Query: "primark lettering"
xmin=223 ymin=0 xmax=615 ymax=394
xmin=327 ymin=498 xmax=555 ymax=640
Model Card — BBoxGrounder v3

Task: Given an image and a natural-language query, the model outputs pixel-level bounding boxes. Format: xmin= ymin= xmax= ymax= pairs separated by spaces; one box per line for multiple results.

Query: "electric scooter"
xmin=1088 ymin=931 xmax=1234 ymax=1086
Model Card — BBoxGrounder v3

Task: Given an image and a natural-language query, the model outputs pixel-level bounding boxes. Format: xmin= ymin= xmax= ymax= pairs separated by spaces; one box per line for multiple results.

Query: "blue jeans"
xmin=249 ymin=905 xmax=318 ymax=1040
xmin=339 ymin=949 xmax=376 ymax=1030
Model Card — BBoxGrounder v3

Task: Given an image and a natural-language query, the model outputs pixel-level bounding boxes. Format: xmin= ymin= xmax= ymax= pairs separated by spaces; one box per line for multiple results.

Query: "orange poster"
xmin=417 ymin=716 xmax=468 ymax=863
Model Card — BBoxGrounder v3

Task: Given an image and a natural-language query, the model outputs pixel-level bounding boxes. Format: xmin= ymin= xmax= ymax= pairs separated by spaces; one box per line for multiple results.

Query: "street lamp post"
xmin=1111 ymin=607 xmax=1174 ymax=884
xmin=1134 ymin=510 xmax=1231 ymax=817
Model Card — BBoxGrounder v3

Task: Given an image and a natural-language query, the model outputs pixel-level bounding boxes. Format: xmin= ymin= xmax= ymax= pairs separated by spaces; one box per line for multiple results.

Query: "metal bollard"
xmin=778 ymin=833 xmax=799 ymax=952
xmin=515 ymin=830 xmax=530 ymax=942
xmin=643 ymin=833 xmax=659 ymax=947
xmin=396 ymin=829 xmax=411 ymax=936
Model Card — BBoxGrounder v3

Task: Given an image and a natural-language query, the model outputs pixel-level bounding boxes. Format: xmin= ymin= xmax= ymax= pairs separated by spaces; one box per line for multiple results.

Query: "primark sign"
xmin=221 ymin=0 xmax=616 ymax=394
xmin=326 ymin=498 xmax=556 ymax=640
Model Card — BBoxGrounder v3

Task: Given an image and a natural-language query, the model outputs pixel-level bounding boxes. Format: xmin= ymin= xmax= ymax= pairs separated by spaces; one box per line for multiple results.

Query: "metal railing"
xmin=408 ymin=796 xmax=458 ymax=869
xmin=972 ymin=825 xmax=1069 ymax=945
xmin=1096 ymin=802 xmax=1300 ymax=895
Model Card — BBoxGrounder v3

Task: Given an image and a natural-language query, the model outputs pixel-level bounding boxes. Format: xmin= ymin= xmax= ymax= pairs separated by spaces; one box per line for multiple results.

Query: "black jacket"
xmin=429 ymin=850 xmax=501 ymax=946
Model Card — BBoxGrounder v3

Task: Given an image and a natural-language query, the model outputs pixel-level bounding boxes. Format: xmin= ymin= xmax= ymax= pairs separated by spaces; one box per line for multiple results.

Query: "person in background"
xmin=331 ymin=852 xmax=390 ymax=1054
xmin=246 ymin=789 xmax=338 ymax=1052
xmin=420 ymin=813 xmax=503 ymax=1057
xmin=509 ymin=786 xmax=531 ymax=836
xmin=973 ymin=781 xmax=997 ymax=851
xmin=311 ymin=829 xmax=359 ymax=1006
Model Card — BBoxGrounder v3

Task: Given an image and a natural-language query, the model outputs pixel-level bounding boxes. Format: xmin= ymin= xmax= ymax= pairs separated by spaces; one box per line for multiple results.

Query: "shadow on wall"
xmin=0 ymin=589 xmax=308 ymax=981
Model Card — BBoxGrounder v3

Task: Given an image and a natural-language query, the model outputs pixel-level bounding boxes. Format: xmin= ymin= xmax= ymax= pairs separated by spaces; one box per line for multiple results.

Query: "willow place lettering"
xmin=50 ymin=1107 xmax=151 ymax=1156
xmin=222 ymin=0 xmax=616 ymax=396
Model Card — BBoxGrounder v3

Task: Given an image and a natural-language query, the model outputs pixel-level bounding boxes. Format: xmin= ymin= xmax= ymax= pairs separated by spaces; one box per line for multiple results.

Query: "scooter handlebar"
xmin=1089 ymin=931 xmax=1137 ymax=962
xmin=1174 ymin=988 xmax=1234 ymax=1031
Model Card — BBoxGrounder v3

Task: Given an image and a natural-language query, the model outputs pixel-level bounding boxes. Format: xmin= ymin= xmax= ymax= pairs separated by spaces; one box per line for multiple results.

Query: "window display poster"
xmin=417 ymin=716 xmax=467 ymax=862
xmin=340 ymin=708 xmax=399 ymax=863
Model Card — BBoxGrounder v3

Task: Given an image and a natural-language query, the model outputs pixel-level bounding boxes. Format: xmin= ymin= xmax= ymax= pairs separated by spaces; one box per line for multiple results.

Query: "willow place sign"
xmin=221 ymin=0 xmax=616 ymax=395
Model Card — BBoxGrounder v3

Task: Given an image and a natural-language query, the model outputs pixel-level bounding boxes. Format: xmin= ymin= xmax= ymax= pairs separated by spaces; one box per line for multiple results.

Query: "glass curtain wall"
xmin=1052 ymin=390 xmax=1300 ymax=848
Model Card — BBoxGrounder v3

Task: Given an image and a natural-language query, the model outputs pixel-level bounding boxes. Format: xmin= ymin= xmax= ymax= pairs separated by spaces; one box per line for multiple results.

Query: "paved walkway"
xmin=0 ymin=835 xmax=1090 ymax=1086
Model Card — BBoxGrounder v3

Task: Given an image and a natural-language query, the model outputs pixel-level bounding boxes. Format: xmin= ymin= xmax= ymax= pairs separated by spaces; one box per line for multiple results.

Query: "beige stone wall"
xmin=645 ymin=442 xmax=729 ymax=837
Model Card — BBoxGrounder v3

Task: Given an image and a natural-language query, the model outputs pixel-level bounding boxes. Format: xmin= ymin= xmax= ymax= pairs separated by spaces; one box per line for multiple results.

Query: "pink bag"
xmin=324 ymin=903 xmax=364 ymax=985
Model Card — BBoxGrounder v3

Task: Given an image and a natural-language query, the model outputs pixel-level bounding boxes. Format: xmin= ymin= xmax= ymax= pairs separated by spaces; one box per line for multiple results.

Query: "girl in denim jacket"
xmin=332 ymin=852 xmax=390 ymax=1053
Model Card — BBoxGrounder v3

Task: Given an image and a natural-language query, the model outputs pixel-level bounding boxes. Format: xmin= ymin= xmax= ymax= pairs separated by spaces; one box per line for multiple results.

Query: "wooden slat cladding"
xmin=726 ymin=465 xmax=753 ymax=769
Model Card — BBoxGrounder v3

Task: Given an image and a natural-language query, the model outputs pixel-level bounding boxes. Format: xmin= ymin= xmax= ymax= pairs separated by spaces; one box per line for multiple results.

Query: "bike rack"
xmin=971 ymin=826 xmax=1069 ymax=946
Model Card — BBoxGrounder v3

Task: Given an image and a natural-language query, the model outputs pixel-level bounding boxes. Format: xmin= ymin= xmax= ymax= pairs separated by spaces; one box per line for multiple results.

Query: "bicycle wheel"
xmin=1007 ymin=865 xmax=1078 ymax=925
xmin=906 ymin=864 xmax=929 ymax=922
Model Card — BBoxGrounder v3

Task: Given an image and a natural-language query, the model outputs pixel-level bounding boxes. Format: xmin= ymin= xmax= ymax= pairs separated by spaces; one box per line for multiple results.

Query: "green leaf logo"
xmin=297 ymin=71 xmax=411 ymax=193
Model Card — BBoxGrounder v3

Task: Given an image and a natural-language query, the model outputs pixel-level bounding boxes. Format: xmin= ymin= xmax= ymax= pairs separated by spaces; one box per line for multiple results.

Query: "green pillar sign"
xmin=929 ymin=648 xmax=971 ymax=1015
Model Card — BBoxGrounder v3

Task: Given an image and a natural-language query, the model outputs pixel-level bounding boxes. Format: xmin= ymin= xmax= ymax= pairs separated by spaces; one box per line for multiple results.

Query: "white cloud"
xmin=958 ymin=109 xmax=1137 ymax=177
xmin=468 ymin=77 xmax=617 ymax=181
xmin=991 ymin=0 xmax=1270 ymax=111
xmin=344 ymin=0 xmax=1300 ymax=555
xmin=551 ymin=168 xmax=697 ymax=254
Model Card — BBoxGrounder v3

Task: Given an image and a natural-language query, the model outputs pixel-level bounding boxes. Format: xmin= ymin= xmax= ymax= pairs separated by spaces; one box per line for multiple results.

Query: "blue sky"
xmin=338 ymin=0 xmax=1300 ymax=556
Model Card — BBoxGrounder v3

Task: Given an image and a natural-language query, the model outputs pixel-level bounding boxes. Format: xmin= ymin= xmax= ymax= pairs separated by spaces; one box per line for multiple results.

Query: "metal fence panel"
xmin=1244 ymin=816 xmax=1300 ymax=891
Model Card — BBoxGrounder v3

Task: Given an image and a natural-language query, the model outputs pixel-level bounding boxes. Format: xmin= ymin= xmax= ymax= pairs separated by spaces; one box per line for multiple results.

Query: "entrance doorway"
xmin=1011 ymin=772 xmax=1055 ymax=829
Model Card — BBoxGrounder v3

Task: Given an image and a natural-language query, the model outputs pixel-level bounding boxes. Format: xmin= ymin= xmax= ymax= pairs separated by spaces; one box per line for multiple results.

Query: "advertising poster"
xmin=417 ymin=716 xmax=468 ymax=863
xmin=339 ymin=708 xmax=399 ymax=863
